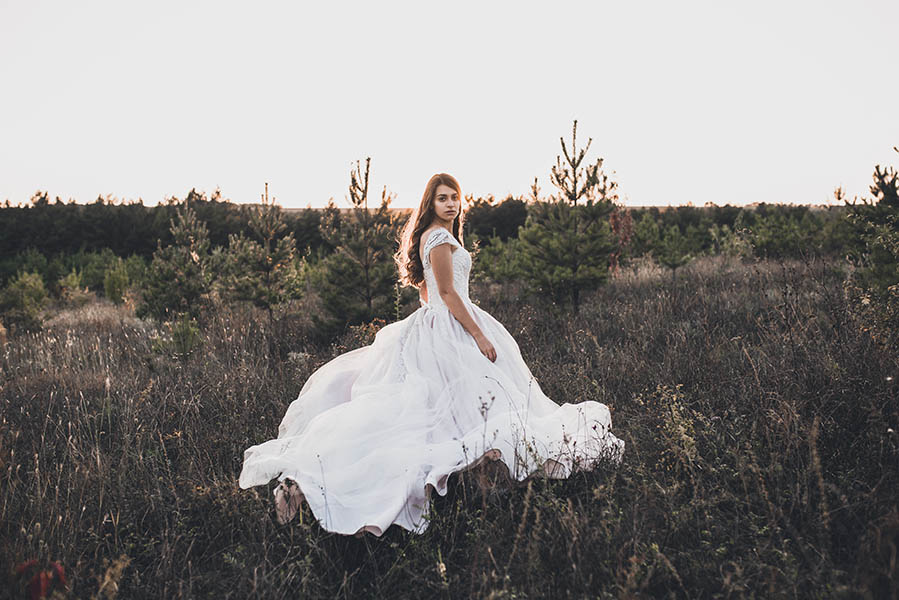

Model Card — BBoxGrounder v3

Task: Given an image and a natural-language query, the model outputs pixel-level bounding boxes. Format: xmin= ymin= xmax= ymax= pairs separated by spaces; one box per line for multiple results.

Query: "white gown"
xmin=238 ymin=227 xmax=624 ymax=536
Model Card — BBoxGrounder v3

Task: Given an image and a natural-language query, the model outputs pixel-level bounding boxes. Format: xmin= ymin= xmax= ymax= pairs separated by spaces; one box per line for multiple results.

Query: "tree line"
xmin=1 ymin=122 xmax=896 ymax=349
xmin=0 ymin=183 xmax=857 ymax=271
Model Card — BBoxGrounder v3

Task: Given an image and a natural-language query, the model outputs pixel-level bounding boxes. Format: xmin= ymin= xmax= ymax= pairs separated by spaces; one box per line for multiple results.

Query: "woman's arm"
xmin=430 ymin=244 xmax=497 ymax=362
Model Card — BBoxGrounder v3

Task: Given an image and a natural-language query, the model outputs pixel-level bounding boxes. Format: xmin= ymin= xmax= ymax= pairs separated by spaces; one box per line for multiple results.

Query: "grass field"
xmin=2 ymin=255 xmax=897 ymax=598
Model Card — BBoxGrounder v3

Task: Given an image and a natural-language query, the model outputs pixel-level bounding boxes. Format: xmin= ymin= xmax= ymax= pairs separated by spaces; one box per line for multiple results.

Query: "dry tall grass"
xmin=1 ymin=256 xmax=897 ymax=598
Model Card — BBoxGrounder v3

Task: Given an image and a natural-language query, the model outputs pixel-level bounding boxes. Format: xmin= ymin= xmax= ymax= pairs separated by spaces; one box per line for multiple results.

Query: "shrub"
xmin=0 ymin=271 xmax=47 ymax=333
xmin=471 ymin=234 xmax=523 ymax=284
xmin=151 ymin=313 xmax=203 ymax=361
xmin=630 ymin=211 xmax=660 ymax=257
xmin=123 ymin=254 xmax=148 ymax=289
xmin=103 ymin=259 xmax=130 ymax=305
xmin=77 ymin=248 xmax=119 ymax=291
xmin=57 ymin=269 xmax=92 ymax=308
xmin=0 ymin=248 xmax=48 ymax=289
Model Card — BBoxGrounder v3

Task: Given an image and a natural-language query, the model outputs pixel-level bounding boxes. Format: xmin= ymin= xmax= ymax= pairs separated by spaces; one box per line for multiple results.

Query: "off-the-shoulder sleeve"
xmin=422 ymin=228 xmax=457 ymax=267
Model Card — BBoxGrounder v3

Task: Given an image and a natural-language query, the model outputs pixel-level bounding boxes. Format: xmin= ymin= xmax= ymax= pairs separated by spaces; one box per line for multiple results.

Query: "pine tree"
xmin=518 ymin=120 xmax=618 ymax=312
xmin=632 ymin=212 xmax=661 ymax=256
xmin=844 ymin=146 xmax=899 ymax=349
xmin=138 ymin=205 xmax=213 ymax=322
xmin=219 ymin=183 xmax=300 ymax=323
xmin=845 ymin=146 xmax=899 ymax=302
xmin=656 ymin=224 xmax=692 ymax=279
xmin=312 ymin=158 xmax=403 ymax=336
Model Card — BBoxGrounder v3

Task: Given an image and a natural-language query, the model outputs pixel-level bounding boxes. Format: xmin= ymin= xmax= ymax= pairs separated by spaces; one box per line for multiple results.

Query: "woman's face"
xmin=433 ymin=184 xmax=460 ymax=224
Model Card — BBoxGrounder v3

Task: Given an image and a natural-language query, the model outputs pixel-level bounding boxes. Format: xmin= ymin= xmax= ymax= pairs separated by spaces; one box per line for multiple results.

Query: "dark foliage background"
xmin=0 ymin=192 xmax=860 ymax=290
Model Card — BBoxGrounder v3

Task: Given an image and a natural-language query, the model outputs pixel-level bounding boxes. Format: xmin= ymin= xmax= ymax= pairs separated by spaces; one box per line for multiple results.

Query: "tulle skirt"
xmin=238 ymin=298 xmax=624 ymax=536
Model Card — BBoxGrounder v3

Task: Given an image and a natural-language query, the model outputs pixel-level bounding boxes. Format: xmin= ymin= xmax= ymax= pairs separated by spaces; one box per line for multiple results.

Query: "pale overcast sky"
xmin=1 ymin=0 xmax=897 ymax=209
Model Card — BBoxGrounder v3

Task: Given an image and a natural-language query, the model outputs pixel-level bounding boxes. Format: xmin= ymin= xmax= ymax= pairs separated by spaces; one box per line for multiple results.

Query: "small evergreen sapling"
xmin=220 ymin=183 xmax=300 ymax=324
xmin=656 ymin=224 xmax=692 ymax=279
xmin=313 ymin=158 xmax=404 ymax=336
xmin=138 ymin=205 xmax=214 ymax=322
xmin=518 ymin=120 xmax=618 ymax=312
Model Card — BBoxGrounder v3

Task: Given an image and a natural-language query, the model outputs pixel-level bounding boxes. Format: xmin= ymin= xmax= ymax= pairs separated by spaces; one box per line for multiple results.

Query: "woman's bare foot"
xmin=274 ymin=478 xmax=303 ymax=524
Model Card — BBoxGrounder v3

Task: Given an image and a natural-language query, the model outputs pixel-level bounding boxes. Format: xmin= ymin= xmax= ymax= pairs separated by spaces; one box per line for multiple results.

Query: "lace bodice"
xmin=421 ymin=228 xmax=471 ymax=308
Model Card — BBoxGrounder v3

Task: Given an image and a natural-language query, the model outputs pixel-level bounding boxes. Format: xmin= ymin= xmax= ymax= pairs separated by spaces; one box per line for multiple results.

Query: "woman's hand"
xmin=475 ymin=333 xmax=497 ymax=362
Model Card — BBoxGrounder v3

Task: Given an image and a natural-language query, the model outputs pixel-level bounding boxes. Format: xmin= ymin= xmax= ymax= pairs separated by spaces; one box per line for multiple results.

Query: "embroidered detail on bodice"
xmin=422 ymin=228 xmax=471 ymax=308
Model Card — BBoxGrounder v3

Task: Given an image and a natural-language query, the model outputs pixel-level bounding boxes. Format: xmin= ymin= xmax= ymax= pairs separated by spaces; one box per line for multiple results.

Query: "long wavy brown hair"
xmin=394 ymin=173 xmax=464 ymax=288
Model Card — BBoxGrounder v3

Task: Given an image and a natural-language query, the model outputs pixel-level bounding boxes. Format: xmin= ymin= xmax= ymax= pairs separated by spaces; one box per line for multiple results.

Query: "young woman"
xmin=238 ymin=173 xmax=624 ymax=536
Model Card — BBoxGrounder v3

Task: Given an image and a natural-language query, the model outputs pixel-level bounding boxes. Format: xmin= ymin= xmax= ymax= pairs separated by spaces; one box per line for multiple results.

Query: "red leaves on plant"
xmin=14 ymin=559 xmax=68 ymax=599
